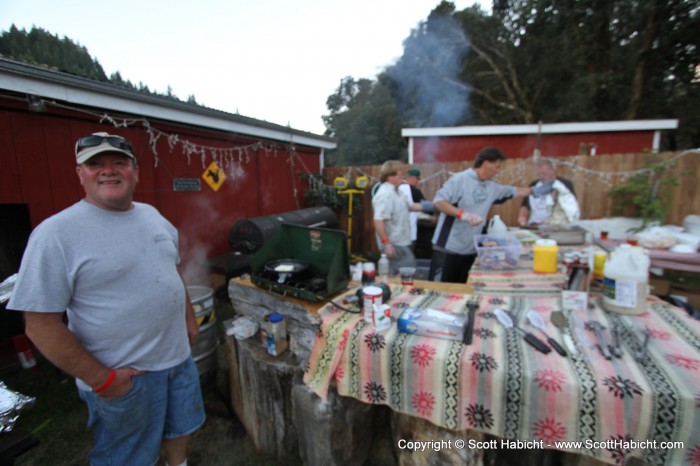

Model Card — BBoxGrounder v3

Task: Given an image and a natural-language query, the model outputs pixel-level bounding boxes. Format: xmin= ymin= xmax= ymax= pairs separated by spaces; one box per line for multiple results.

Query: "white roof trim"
xmin=402 ymin=120 xmax=679 ymax=138
xmin=1 ymin=63 xmax=336 ymax=150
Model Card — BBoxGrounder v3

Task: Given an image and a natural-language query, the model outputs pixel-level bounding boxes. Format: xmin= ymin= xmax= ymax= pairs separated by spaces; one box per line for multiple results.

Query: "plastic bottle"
xmin=602 ymin=244 xmax=650 ymax=315
xmin=487 ymin=215 xmax=508 ymax=235
xmin=378 ymin=254 xmax=390 ymax=284
xmin=265 ymin=312 xmax=288 ymax=356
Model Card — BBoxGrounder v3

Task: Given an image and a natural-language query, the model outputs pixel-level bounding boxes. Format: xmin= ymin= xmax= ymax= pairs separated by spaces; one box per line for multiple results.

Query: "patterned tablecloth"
xmin=469 ymin=244 xmax=597 ymax=295
xmin=303 ymin=286 xmax=700 ymax=466
xmin=470 ymin=266 xmax=568 ymax=295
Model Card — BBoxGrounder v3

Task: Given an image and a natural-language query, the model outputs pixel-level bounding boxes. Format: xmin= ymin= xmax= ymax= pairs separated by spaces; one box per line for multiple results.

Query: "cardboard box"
xmin=670 ymin=285 xmax=700 ymax=309
xmin=397 ymin=308 xmax=467 ymax=341
xmin=649 ymin=278 xmax=671 ymax=297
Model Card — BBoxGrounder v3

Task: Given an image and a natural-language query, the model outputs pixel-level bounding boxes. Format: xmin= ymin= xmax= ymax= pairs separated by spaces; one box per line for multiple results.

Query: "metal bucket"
xmin=187 ymin=286 xmax=218 ymax=377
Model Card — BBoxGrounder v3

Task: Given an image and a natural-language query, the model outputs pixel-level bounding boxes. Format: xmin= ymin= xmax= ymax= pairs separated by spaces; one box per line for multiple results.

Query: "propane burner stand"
xmin=250 ymin=224 xmax=349 ymax=303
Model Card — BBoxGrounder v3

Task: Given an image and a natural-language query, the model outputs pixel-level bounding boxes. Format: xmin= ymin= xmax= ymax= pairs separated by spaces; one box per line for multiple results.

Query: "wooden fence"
xmin=321 ymin=151 xmax=700 ymax=256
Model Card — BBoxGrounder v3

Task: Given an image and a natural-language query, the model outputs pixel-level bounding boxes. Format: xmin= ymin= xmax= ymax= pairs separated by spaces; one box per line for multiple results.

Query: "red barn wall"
xmin=412 ymin=131 xmax=656 ymax=162
xmin=0 ymin=97 xmax=321 ymax=269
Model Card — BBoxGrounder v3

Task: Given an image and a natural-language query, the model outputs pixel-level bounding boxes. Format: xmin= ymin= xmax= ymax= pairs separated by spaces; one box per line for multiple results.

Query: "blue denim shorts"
xmin=79 ymin=356 xmax=206 ymax=466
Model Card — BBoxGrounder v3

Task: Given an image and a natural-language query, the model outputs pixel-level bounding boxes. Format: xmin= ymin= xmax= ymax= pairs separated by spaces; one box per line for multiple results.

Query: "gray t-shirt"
xmin=431 ymin=168 xmax=516 ymax=254
xmin=8 ymin=200 xmax=191 ymax=386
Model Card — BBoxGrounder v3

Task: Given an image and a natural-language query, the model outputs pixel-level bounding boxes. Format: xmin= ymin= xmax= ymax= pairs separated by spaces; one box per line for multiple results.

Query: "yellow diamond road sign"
xmin=202 ymin=161 xmax=225 ymax=192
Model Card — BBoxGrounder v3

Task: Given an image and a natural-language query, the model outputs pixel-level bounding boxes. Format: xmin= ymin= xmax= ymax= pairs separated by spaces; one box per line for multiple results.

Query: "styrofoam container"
xmin=474 ymin=234 xmax=521 ymax=269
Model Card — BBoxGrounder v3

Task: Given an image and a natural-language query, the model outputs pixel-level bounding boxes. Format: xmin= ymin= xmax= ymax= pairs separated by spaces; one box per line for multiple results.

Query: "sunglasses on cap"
xmin=76 ymin=135 xmax=134 ymax=155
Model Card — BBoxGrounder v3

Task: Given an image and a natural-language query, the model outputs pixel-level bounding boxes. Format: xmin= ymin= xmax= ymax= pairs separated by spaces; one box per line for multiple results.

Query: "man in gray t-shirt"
xmin=430 ymin=147 xmax=553 ymax=283
xmin=8 ymin=132 xmax=204 ymax=466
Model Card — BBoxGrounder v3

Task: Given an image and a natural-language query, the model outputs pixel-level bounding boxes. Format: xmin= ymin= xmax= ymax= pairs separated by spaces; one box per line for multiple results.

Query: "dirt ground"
xmin=1 ymin=293 xmax=278 ymax=466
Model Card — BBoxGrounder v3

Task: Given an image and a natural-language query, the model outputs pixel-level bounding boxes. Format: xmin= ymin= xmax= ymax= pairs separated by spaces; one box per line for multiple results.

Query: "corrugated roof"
xmin=0 ymin=57 xmax=336 ymax=150
xmin=402 ymin=120 xmax=678 ymax=138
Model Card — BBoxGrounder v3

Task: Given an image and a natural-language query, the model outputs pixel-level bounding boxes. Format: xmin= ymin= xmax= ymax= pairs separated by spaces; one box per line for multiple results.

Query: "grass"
xmin=1 ymin=292 xmax=276 ymax=466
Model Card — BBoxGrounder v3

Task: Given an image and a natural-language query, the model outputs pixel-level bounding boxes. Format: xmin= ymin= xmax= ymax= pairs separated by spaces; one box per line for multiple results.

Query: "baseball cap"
xmin=75 ymin=132 xmax=135 ymax=164
xmin=407 ymin=169 xmax=421 ymax=177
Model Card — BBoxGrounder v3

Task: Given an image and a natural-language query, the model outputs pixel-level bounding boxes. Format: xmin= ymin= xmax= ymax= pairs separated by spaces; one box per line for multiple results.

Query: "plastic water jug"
xmin=487 ymin=215 xmax=508 ymax=235
xmin=602 ymin=244 xmax=649 ymax=315
xmin=533 ymin=239 xmax=559 ymax=273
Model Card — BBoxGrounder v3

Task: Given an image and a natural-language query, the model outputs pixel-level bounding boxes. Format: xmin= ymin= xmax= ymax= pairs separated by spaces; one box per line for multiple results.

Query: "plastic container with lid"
xmin=602 ymin=244 xmax=649 ymax=315
xmin=533 ymin=239 xmax=559 ymax=273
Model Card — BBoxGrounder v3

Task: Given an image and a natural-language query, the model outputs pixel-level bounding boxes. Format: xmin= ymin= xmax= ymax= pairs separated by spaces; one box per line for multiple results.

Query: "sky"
xmin=1 ymin=0 xmax=488 ymax=135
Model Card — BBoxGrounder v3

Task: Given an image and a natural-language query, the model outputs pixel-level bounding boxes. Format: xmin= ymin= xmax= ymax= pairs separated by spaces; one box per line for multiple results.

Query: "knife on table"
xmin=463 ymin=297 xmax=479 ymax=345
xmin=588 ymin=320 xmax=612 ymax=360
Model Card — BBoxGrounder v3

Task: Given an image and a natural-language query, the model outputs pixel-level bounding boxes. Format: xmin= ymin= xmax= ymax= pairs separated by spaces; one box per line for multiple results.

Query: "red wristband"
xmin=457 ymin=209 xmax=464 ymax=219
xmin=381 ymin=237 xmax=390 ymax=245
xmin=94 ymin=370 xmax=116 ymax=393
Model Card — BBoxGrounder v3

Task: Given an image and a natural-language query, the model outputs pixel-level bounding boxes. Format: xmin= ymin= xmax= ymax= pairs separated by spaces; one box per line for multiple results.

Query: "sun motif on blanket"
xmin=363 ymin=381 xmax=387 ymax=403
xmin=470 ymin=353 xmax=498 ymax=373
xmin=607 ymin=433 xmax=633 ymax=464
xmin=363 ymin=332 xmax=386 ymax=352
xmin=602 ymin=375 xmax=643 ymax=399
xmin=411 ymin=344 xmax=437 ymax=367
xmin=533 ymin=417 xmax=567 ymax=444
xmin=533 ymin=369 xmax=566 ymax=392
xmin=665 ymin=354 xmax=700 ymax=370
xmin=465 ymin=403 xmax=494 ymax=429
xmin=412 ymin=391 xmax=436 ymax=417
xmin=334 ymin=366 xmax=345 ymax=381
xmin=476 ymin=328 xmax=497 ymax=339
xmin=687 ymin=444 xmax=700 ymax=466
xmin=646 ymin=328 xmax=672 ymax=341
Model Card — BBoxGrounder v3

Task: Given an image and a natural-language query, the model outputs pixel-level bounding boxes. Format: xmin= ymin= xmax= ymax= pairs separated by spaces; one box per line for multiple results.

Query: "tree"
xmin=323 ymin=76 xmax=405 ymax=166
xmin=0 ymin=25 xmax=203 ymax=106
xmin=323 ymin=0 xmax=700 ymax=166
xmin=0 ymin=25 xmax=108 ymax=81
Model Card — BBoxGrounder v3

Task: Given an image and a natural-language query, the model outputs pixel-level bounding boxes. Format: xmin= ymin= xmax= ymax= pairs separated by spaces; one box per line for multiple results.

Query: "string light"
xmin=39 ymin=97 xmax=305 ymax=172
xmin=38 ymin=96 xmax=699 ymax=195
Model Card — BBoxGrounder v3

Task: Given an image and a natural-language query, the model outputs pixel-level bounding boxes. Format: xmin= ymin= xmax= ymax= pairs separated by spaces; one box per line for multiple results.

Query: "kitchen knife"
xmin=588 ymin=320 xmax=612 ymax=360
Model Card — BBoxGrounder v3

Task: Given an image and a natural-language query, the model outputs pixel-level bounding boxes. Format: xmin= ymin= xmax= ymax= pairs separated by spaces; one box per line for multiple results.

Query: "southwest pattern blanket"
xmin=303 ymin=286 xmax=700 ymax=466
